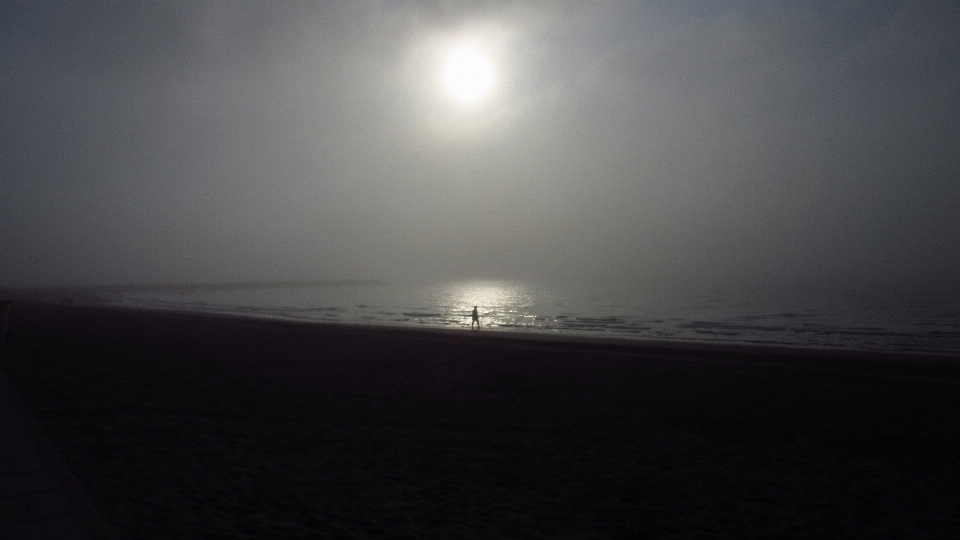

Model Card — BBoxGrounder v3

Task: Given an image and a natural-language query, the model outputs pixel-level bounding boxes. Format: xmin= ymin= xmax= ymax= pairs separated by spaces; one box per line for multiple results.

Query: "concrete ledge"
xmin=0 ymin=361 xmax=113 ymax=540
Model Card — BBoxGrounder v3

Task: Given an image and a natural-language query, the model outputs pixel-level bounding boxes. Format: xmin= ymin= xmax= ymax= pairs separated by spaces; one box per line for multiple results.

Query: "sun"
xmin=444 ymin=46 xmax=494 ymax=103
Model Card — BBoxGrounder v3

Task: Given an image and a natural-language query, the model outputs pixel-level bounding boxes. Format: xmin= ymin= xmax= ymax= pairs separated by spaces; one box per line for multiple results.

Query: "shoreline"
xmin=22 ymin=301 xmax=960 ymax=383
xmin=6 ymin=282 xmax=959 ymax=358
xmin=20 ymin=299 xmax=960 ymax=362
xmin=3 ymin=301 xmax=960 ymax=537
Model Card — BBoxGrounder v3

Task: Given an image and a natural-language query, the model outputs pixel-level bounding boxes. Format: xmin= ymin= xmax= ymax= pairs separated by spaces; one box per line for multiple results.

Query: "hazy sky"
xmin=2 ymin=1 xmax=958 ymax=292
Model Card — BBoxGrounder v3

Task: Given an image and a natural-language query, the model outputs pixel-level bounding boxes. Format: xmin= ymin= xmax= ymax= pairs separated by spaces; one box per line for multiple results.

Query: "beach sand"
xmin=2 ymin=302 xmax=960 ymax=539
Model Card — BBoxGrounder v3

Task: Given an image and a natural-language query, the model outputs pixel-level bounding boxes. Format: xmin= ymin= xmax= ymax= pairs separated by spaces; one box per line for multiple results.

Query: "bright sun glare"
xmin=444 ymin=46 xmax=494 ymax=103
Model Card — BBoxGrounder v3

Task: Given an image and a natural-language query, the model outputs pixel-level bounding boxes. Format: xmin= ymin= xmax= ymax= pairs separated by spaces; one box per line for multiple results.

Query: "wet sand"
xmin=2 ymin=302 xmax=960 ymax=539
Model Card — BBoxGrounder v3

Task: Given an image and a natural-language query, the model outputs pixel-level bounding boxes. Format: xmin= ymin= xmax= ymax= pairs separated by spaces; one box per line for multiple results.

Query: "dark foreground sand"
xmin=2 ymin=302 xmax=960 ymax=539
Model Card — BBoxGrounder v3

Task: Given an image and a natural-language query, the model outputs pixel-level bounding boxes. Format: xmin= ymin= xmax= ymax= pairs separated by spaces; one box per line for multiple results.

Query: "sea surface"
xmin=108 ymin=280 xmax=960 ymax=355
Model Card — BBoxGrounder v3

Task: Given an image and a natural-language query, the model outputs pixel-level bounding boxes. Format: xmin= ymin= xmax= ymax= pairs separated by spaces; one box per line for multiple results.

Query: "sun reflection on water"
xmin=430 ymin=281 xmax=546 ymax=329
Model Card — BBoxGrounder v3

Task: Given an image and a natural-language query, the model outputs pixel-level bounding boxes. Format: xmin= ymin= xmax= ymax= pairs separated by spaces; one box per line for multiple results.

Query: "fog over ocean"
xmin=110 ymin=281 xmax=960 ymax=355
xmin=4 ymin=4 xmax=960 ymax=538
xmin=4 ymin=2 xmax=959 ymax=355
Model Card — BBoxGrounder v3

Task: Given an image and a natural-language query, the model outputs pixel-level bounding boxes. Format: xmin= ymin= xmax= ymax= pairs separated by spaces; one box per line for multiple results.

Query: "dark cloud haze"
xmin=2 ymin=1 xmax=959 ymax=293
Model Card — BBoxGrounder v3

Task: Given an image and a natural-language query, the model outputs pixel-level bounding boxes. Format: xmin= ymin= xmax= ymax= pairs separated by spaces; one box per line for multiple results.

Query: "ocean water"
xmin=108 ymin=280 xmax=960 ymax=354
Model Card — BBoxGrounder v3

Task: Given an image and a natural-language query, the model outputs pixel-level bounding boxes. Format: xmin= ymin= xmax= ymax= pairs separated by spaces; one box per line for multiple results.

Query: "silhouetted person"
xmin=471 ymin=306 xmax=480 ymax=329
